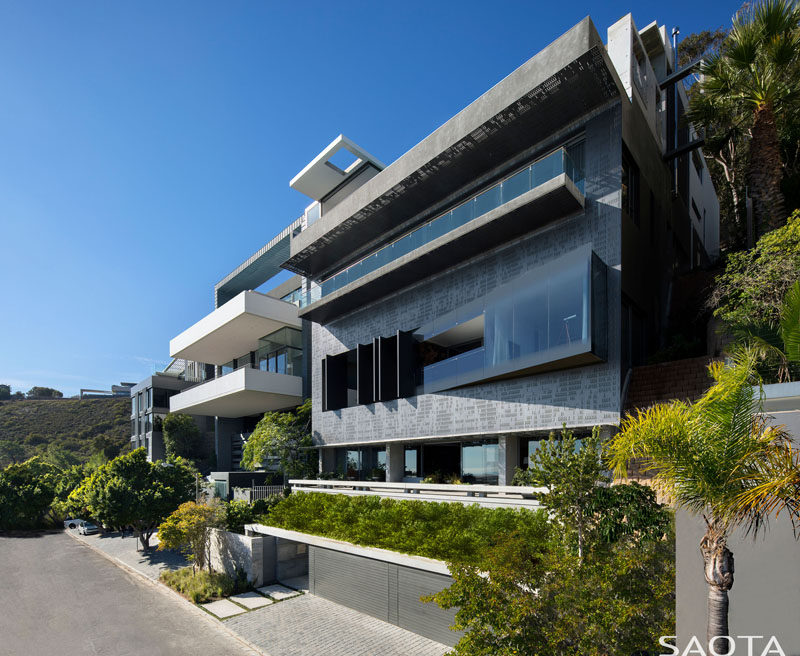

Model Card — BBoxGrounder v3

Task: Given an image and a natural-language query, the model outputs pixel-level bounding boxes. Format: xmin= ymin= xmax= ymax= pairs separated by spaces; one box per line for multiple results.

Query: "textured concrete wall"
xmin=311 ymin=107 xmax=623 ymax=447
xmin=209 ymin=528 xmax=265 ymax=587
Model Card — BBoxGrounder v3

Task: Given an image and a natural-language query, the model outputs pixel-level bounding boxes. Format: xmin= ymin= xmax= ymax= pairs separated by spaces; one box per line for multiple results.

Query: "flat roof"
xmin=283 ymin=16 xmax=623 ymax=280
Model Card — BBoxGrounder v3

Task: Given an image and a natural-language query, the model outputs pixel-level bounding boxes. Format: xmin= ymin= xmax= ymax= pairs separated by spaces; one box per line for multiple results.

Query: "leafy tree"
xmin=158 ymin=501 xmax=222 ymax=572
xmin=39 ymin=442 xmax=81 ymax=469
xmin=607 ymin=351 xmax=795 ymax=649
xmin=26 ymin=386 xmax=63 ymax=399
xmin=240 ymin=399 xmax=315 ymax=479
xmin=432 ymin=432 xmax=673 ymax=655
xmin=430 ymin=529 xmax=675 ymax=656
xmin=71 ymin=448 xmax=196 ymax=550
xmin=162 ymin=413 xmax=202 ymax=459
xmin=222 ymin=499 xmax=256 ymax=534
xmin=0 ymin=457 xmax=61 ymax=530
xmin=731 ymin=278 xmax=800 ymax=381
xmin=0 ymin=384 xmax=10 ymax=400
xmin=512 ymin=426 xmax=607 ymax=559
xmin=709 ymin=209 xmax=800 ymax=325
xmin=694 ymin=0 xmax=800 ymax=231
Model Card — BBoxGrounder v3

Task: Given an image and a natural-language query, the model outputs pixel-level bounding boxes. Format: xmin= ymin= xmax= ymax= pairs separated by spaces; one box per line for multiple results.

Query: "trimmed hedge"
xmin=261 ymin=492 xmax=551 ymax=566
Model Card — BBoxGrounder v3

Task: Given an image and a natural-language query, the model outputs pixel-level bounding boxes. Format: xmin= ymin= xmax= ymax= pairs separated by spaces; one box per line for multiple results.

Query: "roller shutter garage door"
xmin=397 ymin=567 xmax=460 ymax=646
xmin=311 ymin=547 xmax=389 ymax=620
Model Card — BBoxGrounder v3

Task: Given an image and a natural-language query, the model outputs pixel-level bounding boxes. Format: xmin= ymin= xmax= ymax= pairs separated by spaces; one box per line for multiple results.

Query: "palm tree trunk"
xmin=748 ymin=101 xmax=785 ymax=232
xmin=700 ymin=521 xmax=735 ymax=653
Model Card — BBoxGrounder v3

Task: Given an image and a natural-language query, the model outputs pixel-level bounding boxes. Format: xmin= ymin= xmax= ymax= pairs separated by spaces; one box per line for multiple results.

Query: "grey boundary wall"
xmin=311 ymin=106 xmax=623 ymax=447
xmin=676 ymin=409 xmax=800 ymax=653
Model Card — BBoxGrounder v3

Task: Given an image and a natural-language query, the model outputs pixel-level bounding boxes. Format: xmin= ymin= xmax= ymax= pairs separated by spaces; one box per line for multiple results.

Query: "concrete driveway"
xmin=0 ymin=531 xmax=257 ymax=656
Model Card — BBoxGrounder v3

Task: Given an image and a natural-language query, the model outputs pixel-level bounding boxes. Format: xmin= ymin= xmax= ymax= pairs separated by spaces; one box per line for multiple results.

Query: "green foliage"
xmin=431 ymin=431 xmax=674 ymax=655
xmin=240 ymin=399 xmax=315 ymax=478
xmin=730 ymin=279 xmax=800 ymax=382
xmin=0 ymin=397 xmax=130 ymax=468
xmin=431 ymin=527 xmax=675 ymax=656
xmin=0 ymin=385 xmax=10 ymax=400
xmin=26 ymin=386 xmax=63 ymax=399
xmin=710 ymin=210 xmax=800 ymax=325
xmin=158 ymin=501 xmax=222 ymax=571
xmin=222 ymin=499 xmax=256 ymax=534
xmin=0 ymin=457 xmax=61 ymax=530
xmin=513 ymin=427 xmax=671 ymax=558
xmin=162 ymin=413 xmax=202 ymax=459
xmin=265 ymin=491 xmax=551 ymax=566
xmin=71 ymin=448 xmax=196 ymax=550
xmin=160 ymin=567 xmax=248 ymax=604
xmin=608 ymin=350 xmax=791 ymax=532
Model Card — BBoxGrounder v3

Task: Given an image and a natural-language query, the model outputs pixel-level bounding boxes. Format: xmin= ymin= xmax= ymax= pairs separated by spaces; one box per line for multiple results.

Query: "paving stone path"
xmin=226 ymin=594 xmax=450 ymax=656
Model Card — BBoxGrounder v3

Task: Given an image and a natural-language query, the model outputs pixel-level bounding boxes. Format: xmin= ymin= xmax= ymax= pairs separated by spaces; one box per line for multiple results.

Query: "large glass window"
xmin=461 ymin=440 xmax=499 ymax=484
xmin=422 ymin=246 xmax=605 ymax=394
xmin=404 ymin=446 xmax=419 ymax=477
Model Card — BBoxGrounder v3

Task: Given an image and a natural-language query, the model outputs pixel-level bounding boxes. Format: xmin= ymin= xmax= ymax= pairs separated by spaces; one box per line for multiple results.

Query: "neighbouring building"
xmin=129 ymin=371 xmax=213 ymax=462
xmin=280 ymin=14 xmax=720 ymax=485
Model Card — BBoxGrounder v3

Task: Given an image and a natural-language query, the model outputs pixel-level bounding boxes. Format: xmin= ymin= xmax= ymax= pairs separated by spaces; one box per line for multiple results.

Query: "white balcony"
xmin=169 ymin=367 xmax=302 ymax=418
xmin=170 ymin=290 xmax=301 ymax=365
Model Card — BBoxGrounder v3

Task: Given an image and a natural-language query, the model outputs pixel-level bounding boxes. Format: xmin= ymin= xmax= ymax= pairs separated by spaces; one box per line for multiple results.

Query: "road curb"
xmin=65 ymin=530 xmax=271 ymax=656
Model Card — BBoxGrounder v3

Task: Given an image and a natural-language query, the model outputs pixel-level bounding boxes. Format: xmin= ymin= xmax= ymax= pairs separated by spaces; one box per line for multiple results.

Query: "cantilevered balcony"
xmin=170 ymin=290 xmax=301 ymax=366
xmin=298 ymin=147 xmax=585 ymax=323
xmin=169 ymin=366 xmax=302 ymax=418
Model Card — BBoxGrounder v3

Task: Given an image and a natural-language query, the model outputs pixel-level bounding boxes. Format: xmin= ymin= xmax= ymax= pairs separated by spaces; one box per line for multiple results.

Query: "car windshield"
xmin=84 ymin=523 xmax=97 ymax=528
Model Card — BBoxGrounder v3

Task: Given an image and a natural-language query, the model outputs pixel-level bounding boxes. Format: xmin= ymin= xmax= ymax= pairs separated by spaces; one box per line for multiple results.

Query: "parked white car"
xmin=78 ymin=521 xmax=99 ymax=535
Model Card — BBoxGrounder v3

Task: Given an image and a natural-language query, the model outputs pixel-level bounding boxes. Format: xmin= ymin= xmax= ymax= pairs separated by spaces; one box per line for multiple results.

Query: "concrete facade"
xmin=312 ymin=106 xmax=623 ymax=447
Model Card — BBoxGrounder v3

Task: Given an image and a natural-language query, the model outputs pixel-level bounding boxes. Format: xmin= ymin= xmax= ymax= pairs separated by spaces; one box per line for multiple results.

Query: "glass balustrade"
xmin=299 ymin=143 xmax=584 ymax=308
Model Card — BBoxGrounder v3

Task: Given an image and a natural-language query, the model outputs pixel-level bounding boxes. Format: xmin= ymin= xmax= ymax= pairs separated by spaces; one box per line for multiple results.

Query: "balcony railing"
xmin=298 ymin=145 xmax=584 ymax=308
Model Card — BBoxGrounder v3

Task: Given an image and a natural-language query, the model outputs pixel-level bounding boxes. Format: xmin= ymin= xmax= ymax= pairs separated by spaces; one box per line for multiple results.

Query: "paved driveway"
xmin=0 ymin=531 xmax=257 ymax=656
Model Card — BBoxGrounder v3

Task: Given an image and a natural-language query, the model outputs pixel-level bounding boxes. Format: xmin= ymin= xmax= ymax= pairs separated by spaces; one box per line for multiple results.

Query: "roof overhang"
xmin=170 ymin=291 xmax=301 ymax=365
xmin=169 ymin=367 xmax=302 ymax=418
xmin=290 ymin=135 xmax=385 ymax=201
xmin=284 ymin=16 xmax=623 ymax=280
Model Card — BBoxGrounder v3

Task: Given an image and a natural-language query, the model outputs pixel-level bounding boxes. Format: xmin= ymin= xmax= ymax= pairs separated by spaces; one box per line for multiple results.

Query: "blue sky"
xmin=0 ymin=0 xmax=739 ymax=396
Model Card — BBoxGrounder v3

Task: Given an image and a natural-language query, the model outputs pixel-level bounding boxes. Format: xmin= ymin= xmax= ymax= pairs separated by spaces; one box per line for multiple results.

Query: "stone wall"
xmin=209 ymin=528 xmax=265 ymax=587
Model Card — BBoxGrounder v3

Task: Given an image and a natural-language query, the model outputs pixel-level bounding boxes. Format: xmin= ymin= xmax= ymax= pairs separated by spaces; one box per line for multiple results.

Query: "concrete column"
xmin=386 ymin=442 xmax=405 ymax=482
xmin=498 ymin=435 xmax=520 ymax=486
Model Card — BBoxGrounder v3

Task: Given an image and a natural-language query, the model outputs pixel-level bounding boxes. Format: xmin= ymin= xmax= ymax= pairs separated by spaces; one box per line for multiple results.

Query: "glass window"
xmin=131 ymin=397 xmax=136 ymax=416
xmin=276 ymin=350 xmax=287 ymax=374
xmin=485 ymin=295 xmax=515 ymax=366
xmin=404 ymin=447 xmax=419 ymax=477
xmin=146 ymin=388 xmax=152 ymax=409
xmin=137 ymin=392 xmax=143 ymax=414
xmin=346 ymin=450 xmax=361 ymax=479
xmin=548 ymin=263 xmax=587 ymax=348
xmin=514 ymin=277 xmax=548 ymax=356
xmin=461 ymin=440 xmax=499 ymax=484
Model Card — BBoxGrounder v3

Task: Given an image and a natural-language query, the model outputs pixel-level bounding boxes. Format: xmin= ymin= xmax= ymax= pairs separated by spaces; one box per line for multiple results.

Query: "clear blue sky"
xmin=0 ymin=0 xmax=739 ymax=396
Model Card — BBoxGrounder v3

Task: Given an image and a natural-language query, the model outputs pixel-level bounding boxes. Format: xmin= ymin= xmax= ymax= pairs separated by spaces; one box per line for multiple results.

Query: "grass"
xmin=160 ymin=567 xmax=250 ymax=604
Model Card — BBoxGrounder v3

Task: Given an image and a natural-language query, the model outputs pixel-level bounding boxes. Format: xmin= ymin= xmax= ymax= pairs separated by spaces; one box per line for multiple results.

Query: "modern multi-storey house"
xmin=129 ymin=371 xmax=212 ymax=462
xmin=279 ymin=14 xmax=719 ymax=486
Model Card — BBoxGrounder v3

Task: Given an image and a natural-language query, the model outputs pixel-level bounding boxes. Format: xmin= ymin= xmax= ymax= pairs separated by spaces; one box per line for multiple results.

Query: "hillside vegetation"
xmin=0 ymin=398 xmax=130 ymax=467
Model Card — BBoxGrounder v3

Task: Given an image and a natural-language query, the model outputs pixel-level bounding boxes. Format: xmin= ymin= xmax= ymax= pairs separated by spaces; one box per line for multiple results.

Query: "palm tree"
xmin=606 ymin=351 xmax=791 ymax=650
xmin=732 ymin=279 xmax=800 ymax=381
xmin=696 ymin=0 xmax=800 ymax=231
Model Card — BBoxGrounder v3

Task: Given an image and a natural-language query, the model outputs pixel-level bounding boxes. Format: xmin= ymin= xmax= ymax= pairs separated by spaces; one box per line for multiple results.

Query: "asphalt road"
xmin=0 ymin=531 xmax=258 ymax=656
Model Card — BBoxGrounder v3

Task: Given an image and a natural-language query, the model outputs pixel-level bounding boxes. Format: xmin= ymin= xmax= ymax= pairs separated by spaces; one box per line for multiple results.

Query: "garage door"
xmin=311 ymin=547 xmax=389 ymax=620
xmin=398 ymin=567 xmax=460 ymax=646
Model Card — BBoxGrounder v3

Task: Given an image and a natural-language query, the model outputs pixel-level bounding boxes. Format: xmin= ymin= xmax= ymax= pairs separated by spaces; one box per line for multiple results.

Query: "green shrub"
xmin=263 ymin=492 xmax=551 ymax=566
xmin=160 ymin=567 xmax=248 ymax=604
